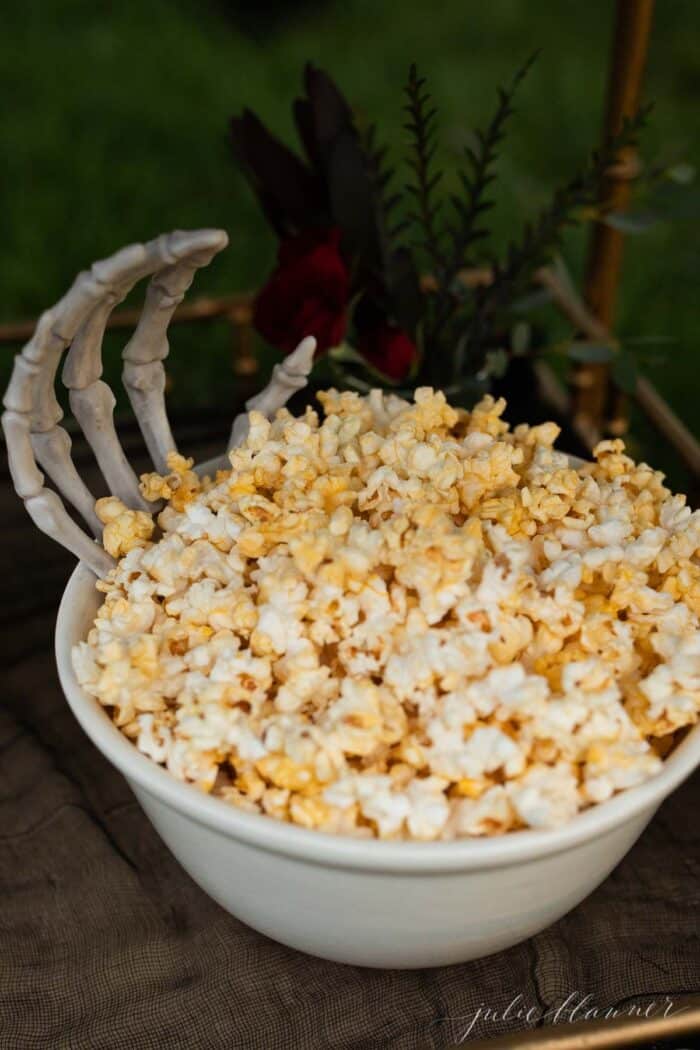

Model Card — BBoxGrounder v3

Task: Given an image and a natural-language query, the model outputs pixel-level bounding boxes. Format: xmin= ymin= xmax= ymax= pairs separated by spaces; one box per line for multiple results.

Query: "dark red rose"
xmin=253 ymin=227 xmax=349 ymax=353
xmin=358 ymin=323 xmax=417 ymax=381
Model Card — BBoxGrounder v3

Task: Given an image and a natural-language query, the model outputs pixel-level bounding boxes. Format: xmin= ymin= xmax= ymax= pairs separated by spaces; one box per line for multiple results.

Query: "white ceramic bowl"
xmin=56 ymin=558 xmax=700 ymax=969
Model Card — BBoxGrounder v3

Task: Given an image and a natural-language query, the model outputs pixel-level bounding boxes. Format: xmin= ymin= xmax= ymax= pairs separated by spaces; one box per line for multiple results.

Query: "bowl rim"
xmin=56 ymin=560 xmax=700 ymax=874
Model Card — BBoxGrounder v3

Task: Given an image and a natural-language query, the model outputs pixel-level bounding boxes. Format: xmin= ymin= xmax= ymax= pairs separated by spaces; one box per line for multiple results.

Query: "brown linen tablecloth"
xmin=1 ymin=427 xmax=699 ymax=1050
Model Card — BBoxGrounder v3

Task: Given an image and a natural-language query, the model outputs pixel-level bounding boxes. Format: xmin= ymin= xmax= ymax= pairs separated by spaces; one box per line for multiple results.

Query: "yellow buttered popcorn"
xmin=73 ymin=388 xmax=700 ymax=840
xmin=95 ymin=496 xmax=154 ymax=558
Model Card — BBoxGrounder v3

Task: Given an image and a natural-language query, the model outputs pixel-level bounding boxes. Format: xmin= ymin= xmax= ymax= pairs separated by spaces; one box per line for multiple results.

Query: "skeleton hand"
xmin=2 ymin=230 xmax=315 ymax=577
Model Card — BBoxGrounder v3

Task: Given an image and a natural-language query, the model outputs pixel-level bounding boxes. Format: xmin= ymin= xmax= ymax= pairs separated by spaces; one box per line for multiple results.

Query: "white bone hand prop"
xmin=227 ymin=334 xmax=316 ymax=449
xmin=2 ymin=230 xmax=316 ymax=578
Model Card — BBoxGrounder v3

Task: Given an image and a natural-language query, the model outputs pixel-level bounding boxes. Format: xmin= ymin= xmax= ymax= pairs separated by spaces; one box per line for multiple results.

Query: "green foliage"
xmin=603 ymin=210 xmax=659 ymax=233
xmin=390 ymin=69 xmax=652 ymax=385
xmin=566 ymin=342 xmax=616 ymax=364
xmin=281 ymin=55 xmax=653 ymax=391
xmin=403 ymin=64 xmax=444 ymax=273
xmin=424 ymin=53 xmax=537 ymax=357
xmin=448 ymin=54 xmax=538 ymax=274
xmin=458 ymin=105 xmax=652 ymax=374
xmin=612 ymin=348 xmax=639 ymax=394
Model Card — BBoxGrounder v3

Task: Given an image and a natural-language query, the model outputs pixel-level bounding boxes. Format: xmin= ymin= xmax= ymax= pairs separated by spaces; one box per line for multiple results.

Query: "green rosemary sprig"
xmin=451 ymin=54 xmax=538 ymax=270
xmin=428 ymin=52 xmax=538 ymax=357
xmin=403 ymin=64 xmax=445 ymax=274
xmin=457 ymin=103 xmax=653 ymax=376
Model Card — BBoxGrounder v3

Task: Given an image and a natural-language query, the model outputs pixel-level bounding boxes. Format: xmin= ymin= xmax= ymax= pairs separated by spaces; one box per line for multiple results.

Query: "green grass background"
xmin=1 ymin=0 xmax=698 ymax=479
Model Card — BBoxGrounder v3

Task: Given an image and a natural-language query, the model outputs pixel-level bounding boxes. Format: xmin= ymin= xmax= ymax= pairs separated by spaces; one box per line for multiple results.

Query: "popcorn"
xmin=139 ymin=451 xmax=201 ymax=509
xmin=508 ymin=763 xmax=580 ymax=829
xmin=73 ymin=388 xmax=700 ymax=840
xmin=95 ymin=496 xmax=154 ymax=558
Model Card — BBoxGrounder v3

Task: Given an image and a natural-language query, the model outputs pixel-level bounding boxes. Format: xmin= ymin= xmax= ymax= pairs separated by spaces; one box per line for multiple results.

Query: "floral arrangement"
xmin=230 ymin=61 xmax=649 ymax=397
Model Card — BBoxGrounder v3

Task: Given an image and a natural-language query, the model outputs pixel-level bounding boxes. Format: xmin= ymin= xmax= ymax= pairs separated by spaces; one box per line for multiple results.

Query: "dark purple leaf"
xmin=327 ymin=129 xmax=377 ymax=258
xmin=230 ymin=109 xmax=325 ymax=234
xmin=293 ymin=96 xmax=324 ymax=175
xmin=304 ymin=64 xmax=354 ymax=163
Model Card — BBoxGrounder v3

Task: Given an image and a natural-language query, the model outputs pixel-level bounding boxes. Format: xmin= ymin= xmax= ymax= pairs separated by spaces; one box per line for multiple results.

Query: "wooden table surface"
xmin=1 ymin=419 xmax=699 ymax=1050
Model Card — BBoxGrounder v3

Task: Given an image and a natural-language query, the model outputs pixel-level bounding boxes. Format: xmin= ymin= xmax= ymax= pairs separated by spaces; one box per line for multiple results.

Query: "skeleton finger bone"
xmin=228 ymin=335 xmax=316 ymax=449
xmin=122 ymin=229 xmax=229 ymax=472
xmin=3 ymin=228 xmax=250 ymax=578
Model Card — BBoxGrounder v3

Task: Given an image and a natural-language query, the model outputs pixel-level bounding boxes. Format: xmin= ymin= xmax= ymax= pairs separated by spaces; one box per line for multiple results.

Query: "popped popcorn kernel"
xmin=139 ymin=451 xmax=202 ymax=510
xmin=95 ymin=496 xmax=155 ymax=558
xmin=74 ymin=388 xmax=700 ymax=840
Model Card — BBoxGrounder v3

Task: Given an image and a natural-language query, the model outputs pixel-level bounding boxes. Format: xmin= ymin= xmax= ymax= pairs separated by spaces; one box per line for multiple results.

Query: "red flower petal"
xmin=254 ymin=227 xmax=349 ymax=354
xmin=358 ymin=323 xmax=417 ymax=381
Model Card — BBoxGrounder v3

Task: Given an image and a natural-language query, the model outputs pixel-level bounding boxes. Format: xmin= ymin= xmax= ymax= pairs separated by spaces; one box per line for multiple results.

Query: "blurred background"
xmin=1 ymin=0 xmax=699 ymax=483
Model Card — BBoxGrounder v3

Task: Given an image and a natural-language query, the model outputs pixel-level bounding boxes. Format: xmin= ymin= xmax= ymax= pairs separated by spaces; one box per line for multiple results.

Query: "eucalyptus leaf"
xmin=452 ymin=331 xmax=468 ymax=382
xmin=510 ymin=321 xmax=531 ymax=356
xmin=328 ymin=342 xmax=369 ymax=365
xmin=328 ymin=359 xmax=373 ymax=393
xmin=668 ymin=163 xmax=696 ymax=185
xmin=328 ymin=342 xmax=405 ymax=385
xmin=566 ymin=342 xmax=615 ymax=364
xmin=612 ymin=350 xmax=639 ymax=394
xmin=480 ymin=348 xmax=509 ymax=379
xmin=508 ymin=287 xmax=553 ymax=313
xmin=602 ymin=210 xmax=659 ymax=234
